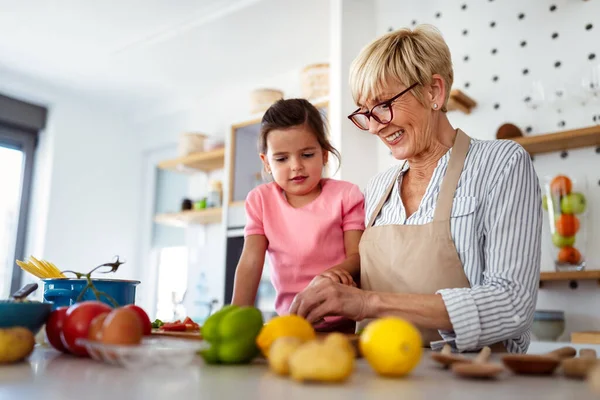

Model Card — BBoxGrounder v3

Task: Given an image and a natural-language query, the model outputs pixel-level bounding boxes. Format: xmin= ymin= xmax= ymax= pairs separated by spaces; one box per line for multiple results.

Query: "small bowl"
xmin=532 ymin=310 xmax=565 ymax=342
xmin=0 ymin=301 xmax=53 ymax=335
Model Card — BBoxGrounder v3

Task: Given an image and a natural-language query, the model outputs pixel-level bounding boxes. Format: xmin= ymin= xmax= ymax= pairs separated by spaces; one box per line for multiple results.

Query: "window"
xmin=0 ymin=124 xmax=37 ymax=298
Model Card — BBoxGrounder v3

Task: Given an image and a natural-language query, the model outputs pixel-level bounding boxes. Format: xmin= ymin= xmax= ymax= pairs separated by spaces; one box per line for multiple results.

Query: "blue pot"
xmin=42 ymin=278 xmax=140 ymax=310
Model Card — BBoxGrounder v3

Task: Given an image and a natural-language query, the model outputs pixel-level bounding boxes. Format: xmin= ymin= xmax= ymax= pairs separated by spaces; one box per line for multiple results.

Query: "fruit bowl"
xmin=542 ymin=174 xmax=588 ymax=271
xmin=0 ymin=301 xmax=53 ymax=335
xmin=76 ymin=337 xmax=208 ymax=370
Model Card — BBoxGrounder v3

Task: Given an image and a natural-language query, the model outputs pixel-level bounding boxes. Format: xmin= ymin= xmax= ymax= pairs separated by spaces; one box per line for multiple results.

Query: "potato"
xmin=0 ymin=327 xmax=36 ymax=364
xmin=268 ymin=337 xmax=303 ymax=376
xmin=288 ymin=336 xmax=355 ymax=383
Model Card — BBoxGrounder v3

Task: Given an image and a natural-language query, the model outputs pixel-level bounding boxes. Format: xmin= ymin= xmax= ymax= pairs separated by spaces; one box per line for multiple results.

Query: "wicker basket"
xmin=250 ymin=88 xmax=284 ymax=114
xmin=301 ymin=63 xmax=329 ymax=100
xmin=178 ymin=133 xmax=207 ymax=157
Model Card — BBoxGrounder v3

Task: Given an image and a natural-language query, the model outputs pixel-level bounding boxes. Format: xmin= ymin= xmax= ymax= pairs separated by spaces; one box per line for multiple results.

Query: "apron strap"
xmin=433 ymin=129 xmax=471 ymax=222
xmin=366 ymin=161 xmax=406 ymax=228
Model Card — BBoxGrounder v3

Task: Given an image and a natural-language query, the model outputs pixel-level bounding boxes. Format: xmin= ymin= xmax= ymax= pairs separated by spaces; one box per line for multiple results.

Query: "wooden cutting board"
xmin=571 ymin=331 xmax=600 ymax=344
xmin=151 ymin=329 xmax=203 ymax=340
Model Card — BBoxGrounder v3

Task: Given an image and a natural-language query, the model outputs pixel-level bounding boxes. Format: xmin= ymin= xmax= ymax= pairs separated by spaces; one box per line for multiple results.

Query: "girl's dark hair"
xmin=259 ymin=98 xmax=341 ymax=165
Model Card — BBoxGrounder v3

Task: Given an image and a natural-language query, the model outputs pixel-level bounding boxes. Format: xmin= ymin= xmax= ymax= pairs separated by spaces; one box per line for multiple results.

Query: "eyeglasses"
xmin=347 ymin=83 xmax=419 ymax=131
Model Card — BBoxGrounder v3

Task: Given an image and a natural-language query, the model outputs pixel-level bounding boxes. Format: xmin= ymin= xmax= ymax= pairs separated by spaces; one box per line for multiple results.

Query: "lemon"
xmin=359 ymin=317 xmax=422 ymax=377
xmin=256 ymin=315 xmax=316 ymax=358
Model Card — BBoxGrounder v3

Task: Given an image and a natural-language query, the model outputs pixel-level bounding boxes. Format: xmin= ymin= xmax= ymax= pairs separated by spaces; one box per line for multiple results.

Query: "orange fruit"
xmin=550 ymin=175 xmax=572 ymax=197
xmin=555 ymin=214 xmax=580 ymax=237
xmin=558 ymin=247 xmax=582 ymax=265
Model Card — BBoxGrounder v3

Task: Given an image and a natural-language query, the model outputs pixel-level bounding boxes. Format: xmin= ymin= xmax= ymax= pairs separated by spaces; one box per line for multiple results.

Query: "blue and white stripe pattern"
xmin=364 ymin=138 xmax=542 ymax=353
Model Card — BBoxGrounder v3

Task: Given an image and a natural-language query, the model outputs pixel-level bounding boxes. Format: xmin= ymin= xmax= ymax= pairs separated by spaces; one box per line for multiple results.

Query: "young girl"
xmin=231 ymin=98 xmax=365 ymax=333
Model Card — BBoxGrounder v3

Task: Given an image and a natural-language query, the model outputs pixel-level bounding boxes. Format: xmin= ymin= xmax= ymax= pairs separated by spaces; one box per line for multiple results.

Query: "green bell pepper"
xmin=199 ymin=304 xmax=264 ymax=364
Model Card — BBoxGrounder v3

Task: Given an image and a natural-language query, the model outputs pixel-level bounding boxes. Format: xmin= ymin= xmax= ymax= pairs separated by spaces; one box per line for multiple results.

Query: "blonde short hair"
xmin=349 ymin=24 xmax=454 ymax=112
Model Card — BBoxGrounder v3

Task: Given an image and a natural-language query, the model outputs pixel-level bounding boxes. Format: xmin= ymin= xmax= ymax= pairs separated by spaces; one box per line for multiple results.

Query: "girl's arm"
xmin=231 ymin=235 xmax=268 ymax=306
xmin=320 ymin=230 xmax=363 ymax=285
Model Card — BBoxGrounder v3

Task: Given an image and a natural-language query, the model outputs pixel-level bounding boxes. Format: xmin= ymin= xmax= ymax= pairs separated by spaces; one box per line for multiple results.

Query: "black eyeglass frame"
xmin=347 ymin=82 xmax=419 ymax=130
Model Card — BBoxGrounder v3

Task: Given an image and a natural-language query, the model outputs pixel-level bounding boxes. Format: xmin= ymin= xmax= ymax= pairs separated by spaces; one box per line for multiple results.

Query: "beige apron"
xmin=357 ymin=129 xmax=475 ymax=347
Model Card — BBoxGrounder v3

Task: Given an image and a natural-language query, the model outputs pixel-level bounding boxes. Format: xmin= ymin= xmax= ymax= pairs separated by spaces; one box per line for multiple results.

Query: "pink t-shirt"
xmin=244 ymin=178 xmax=365 ymax=317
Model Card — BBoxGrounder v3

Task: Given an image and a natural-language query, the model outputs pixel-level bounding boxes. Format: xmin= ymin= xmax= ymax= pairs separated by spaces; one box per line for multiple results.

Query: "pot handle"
xmin=44 ymin=288 xmax=77 ymax=301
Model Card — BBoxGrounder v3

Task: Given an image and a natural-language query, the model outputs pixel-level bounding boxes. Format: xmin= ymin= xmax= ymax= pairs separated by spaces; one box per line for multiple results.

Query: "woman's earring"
xmin=433 ymin=103 xmax=438 ymax=110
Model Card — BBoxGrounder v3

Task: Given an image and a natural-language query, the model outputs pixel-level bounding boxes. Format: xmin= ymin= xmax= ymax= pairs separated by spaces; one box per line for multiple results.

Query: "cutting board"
xmin=571 ymin=331 xmax=600 ymax=344
xmin=151 ymin=329 xmax=203 ymax=340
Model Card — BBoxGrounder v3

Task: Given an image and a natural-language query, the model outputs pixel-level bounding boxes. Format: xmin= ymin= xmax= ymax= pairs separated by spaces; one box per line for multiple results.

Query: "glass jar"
xmin=542 ymin=174 xmax=589 ymax=271
xmin=206 ymin=180 xmax=223 ymax=208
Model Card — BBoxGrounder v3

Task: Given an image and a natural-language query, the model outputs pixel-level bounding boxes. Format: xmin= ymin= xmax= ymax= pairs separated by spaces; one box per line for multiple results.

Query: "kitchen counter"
xmin=0 ymin=341 xmax=598 ymax=400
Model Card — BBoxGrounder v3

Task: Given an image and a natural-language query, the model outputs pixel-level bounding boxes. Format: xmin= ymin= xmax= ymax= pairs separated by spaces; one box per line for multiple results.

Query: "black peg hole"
xmin=388 ymin=27 xmax=393 ymax=32
xmin=494 ymin=103 xmax=500 ymax=110
xmin=490 ymin=21 xmax=496 ymax=28
xmin=598 ymin=179 xmax=600 ymax=186
xmin=554 ymin=61 xmax=562 ymax=68
xmin=530 ymin=154 xmax=535 ymax=162
xmin=594 ymin=115 xmax=598 ymax=123
xmin=586 ymin=23 xmax=593 ymax=31
xmin=595 ymin=146 xmax=600 ymax=154
xmin=518 ymin=13 xmax=525 ymax=20
xmin=412 ymin=20 xmax=418 ymax=26
xmin=589 ymin=53 xmax=596 ymax=61
xmin=569 ymin=280 xmax=578 ymax=290
xmin=464 ymin=55 xmax=469 ymax=62
xmin=523 ymin=68 xmax=529 ymax=75
xmin=558 ymin=120 xmax=566 ymax=128
xmin=492 ymin=75 xmax=499 ymax=82
xmin=461 ymin=4 xmax=468 ymax=10
xmin=464 ymin=82 xmax=470 ymax=88
xmin=491 ymin=48 xmax=498 ymax=55
xmin=552 ymin=32 xmax=559 ymax=39
xmin=550 ymin=5 xmax=557 ymax=12
xmin=462 ymin=29 xmax=468 ymax=36
xmin=520 ymin=40 xmax=527 ymax=47
xmin=526 ymin=126 xmax=533 ymax=133
xmin=435 ymin=12 xmax=441 ymax=18
xmin=560 ymin=151 xmax=568 ymax=159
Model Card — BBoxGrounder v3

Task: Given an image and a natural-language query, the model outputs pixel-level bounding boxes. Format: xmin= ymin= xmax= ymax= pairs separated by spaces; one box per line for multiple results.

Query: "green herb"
xmin=151 ymin=319 xmax=164 ymax=329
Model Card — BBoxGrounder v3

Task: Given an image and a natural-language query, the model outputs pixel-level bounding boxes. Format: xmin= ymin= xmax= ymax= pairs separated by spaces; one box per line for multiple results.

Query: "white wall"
xmin=0 ymin=68 xmax=142 ymax=294
xmin=373 ymin=0 xmax=600 ymax=340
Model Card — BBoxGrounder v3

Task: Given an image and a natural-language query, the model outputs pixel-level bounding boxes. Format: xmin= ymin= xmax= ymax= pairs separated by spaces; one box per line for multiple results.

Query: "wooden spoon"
xmin=501 ymin=346 xmax=576 ymax=375
xmin=562 ymin=348 xmax=598 ymax=379
xmin=431 ymin=343 xmax=469 ymax=368
xmin=452 ymin=346 xmax=505 ymax=379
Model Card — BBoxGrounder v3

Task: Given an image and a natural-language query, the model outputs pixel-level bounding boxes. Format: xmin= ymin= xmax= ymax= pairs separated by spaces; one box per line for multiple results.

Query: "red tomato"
xmin=61 ymin=301 xmax=112 ymax=357
xmin=122 ymin=305 xmax=152 ymax=335
xmin=161 ymin=322 xmax=187 ymax=331
xmin=45 ymin=307 xmax=69 ymax=353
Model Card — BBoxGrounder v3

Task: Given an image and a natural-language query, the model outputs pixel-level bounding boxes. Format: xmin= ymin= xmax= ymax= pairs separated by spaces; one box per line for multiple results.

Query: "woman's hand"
xmin=318 ymin=267 xmax=357 ymax=287
xmin=289 ymin=277 xmax=370 ymax=323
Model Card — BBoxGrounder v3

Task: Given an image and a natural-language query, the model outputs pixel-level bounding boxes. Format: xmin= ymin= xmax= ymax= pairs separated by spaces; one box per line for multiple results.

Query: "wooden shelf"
xmin=154 ymin=208 xmax=222 ymax=227
xmin=511 ymin=125 xmax=600 ymax=155
xmin=447 ymin=89 xmax=477 ymax=114
xmin=158 ymin=148 xmax=225 ymax=173
xmin=539 ymin=270 xmax=600 ymax=289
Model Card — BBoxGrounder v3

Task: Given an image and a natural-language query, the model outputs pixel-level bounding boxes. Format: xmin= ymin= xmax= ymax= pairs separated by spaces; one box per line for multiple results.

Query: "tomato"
xmin=161 ymin=322 xmax=187 ymax=331
xmin=61 ymin=301 xmax=112 ymax=357
xmin=122 ymin=305 xmax=152 ymax=335
xmin=550 ymin=175 xmax=572 ymax=197
xmin=45 ymin=307 xmax=69 ymax=353
xmin=183 ymin=316 xmax=200 ymax=330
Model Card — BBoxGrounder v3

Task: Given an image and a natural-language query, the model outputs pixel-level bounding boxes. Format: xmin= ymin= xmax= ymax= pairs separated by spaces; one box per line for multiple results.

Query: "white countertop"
xmin=1 ymin=341 xmax=599 ymax=400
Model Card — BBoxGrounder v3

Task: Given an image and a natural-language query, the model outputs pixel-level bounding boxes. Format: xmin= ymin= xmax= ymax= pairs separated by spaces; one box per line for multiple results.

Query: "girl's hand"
xmin=289 ymin=278 xmax=369 ymax=323
xmin=318 ymin=268 xmax=357 ymax=287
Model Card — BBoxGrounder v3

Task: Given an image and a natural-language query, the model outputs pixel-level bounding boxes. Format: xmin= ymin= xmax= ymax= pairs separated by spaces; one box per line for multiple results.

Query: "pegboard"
xmin=373 ymin=0 xmax=600 ymax=336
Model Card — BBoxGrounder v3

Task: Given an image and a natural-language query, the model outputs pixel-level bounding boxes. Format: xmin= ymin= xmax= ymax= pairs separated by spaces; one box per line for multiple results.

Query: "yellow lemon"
xmin=256 ymin=315 xmax=316 ymax=358
xmin=359 ymin=317 xmax=422 ymax=377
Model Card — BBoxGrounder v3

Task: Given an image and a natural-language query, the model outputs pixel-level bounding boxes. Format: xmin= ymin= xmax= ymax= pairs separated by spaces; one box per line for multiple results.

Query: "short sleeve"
xmin=244 ymin=189 xmax=264 ymax=236
xmin=342 ymin=184 xmax=366 ymax=231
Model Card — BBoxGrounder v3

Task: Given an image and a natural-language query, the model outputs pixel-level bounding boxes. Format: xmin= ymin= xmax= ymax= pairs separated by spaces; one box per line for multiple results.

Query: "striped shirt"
xmin=364 ymin=138 xmax=542 ymax=353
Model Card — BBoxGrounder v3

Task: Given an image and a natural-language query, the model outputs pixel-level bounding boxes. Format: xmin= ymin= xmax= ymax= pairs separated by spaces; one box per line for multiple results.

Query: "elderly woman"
xmin=289 ymin=24 xmax=542 ymax=353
